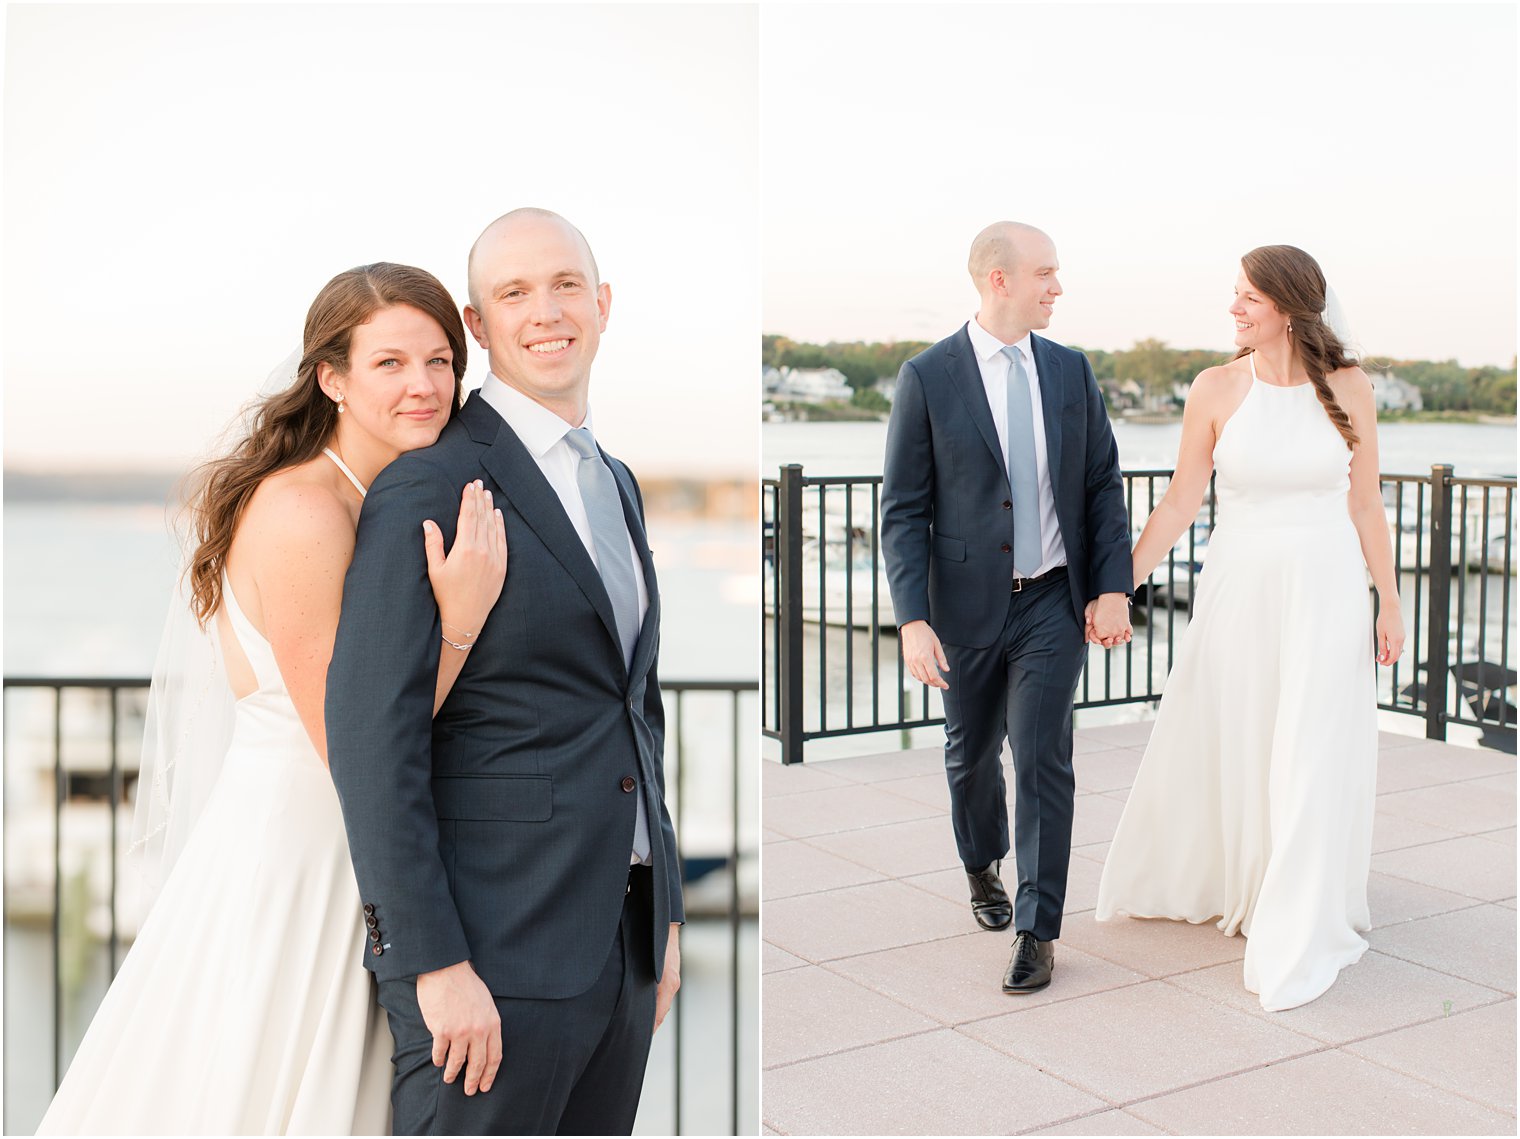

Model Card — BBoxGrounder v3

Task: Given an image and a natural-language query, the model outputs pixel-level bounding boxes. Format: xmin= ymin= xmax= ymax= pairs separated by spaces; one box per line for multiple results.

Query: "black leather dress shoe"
xmin=966 ymin=861 xmax=1012 ymax=931
xmin=1002 ymin=930 xmax=1054 ymax=993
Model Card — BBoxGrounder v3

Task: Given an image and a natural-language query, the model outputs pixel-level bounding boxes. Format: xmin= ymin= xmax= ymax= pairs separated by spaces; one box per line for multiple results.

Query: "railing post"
xmin=1426 ymin=464 xmax=1453 ymax=741
xmin=777 ymin=464 xmax=806 ymax=764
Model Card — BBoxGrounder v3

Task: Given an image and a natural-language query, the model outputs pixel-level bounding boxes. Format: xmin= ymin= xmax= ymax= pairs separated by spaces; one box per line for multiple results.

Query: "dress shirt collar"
xmin=967 ymin=316 xmax=1033 ymax=367
xmin=477 ymin=372 xmax=594 ymax=459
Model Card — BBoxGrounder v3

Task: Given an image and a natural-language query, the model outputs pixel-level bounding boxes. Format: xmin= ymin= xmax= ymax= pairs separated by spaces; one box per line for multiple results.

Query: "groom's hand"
xmin=901 ymin=621 xmax=950 ymax=690
xmin=417 ymin=960 xmax=502 ymax=1096
xmin=1087 ymin=593 xmax=1132 ymax=648
xmin=653 ymin=924 xmax=681 ymax=1034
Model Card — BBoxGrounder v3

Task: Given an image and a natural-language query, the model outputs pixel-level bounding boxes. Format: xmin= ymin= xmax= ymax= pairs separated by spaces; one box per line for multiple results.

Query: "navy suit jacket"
xmin=326 ymin=393 xmax=682 ymax=1000
xmin=881 ymin=327 xmax=1132 ymax=649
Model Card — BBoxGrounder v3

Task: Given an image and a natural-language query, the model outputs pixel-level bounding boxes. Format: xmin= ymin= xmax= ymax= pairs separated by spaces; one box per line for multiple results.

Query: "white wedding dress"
xmin=1097 ymin=356 xmax=1377 ymax=1011
xmin=38 ymin=561 xmax=392 ymax=1132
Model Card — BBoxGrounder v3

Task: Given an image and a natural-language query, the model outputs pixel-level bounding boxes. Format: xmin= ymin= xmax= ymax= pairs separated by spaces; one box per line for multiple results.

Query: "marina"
xmin=762 ymin=420 xmax=1517 ymax=767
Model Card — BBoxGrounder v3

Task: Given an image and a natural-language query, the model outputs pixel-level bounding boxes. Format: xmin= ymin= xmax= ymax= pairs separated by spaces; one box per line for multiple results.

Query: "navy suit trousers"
xmin=940 ymin=572 xmax=1087 ymax=941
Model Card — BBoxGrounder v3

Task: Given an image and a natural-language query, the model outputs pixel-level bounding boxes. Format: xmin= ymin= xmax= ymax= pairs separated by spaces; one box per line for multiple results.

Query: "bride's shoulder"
xmin=1325 ymin=362 xmax=1371 ymax=389
xmin=241 ymin=459 xmax=354 ymax=542
xmin=1326 ymin=363 xmax=1374 ymax=409
xmin=1187 ymin=360 xmax=1250 ymax=402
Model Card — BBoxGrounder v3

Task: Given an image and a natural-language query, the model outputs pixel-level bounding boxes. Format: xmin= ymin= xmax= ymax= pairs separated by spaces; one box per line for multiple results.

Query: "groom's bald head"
xmin=467 ymin=208 xmax=600 ymax=310
xmin=969 ymin=222 xmax=1051 ymax=288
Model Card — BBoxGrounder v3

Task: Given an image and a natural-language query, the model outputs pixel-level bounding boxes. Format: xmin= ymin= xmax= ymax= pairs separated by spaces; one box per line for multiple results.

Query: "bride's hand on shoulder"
xmin=423 ymin=480 xmax=508 ymax=642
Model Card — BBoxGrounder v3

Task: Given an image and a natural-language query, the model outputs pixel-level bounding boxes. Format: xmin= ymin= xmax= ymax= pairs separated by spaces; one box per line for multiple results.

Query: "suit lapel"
xmin=943 ymin=328 xmax=1008 ymax=480
xmin=462 ymin=397 xmax=624 ymax=661
xmin=1031 ymin=335 xmax=1065 ymax=499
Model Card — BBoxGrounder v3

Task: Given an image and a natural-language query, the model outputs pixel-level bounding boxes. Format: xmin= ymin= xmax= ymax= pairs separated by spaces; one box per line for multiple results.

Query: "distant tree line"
xmin=763 ymin=334 xmax=1517 ymax=416
xmin=1369 ymin=358 xmax=1516 ymax=415
xmin=763 ymin=335 xmax=930 ymax=413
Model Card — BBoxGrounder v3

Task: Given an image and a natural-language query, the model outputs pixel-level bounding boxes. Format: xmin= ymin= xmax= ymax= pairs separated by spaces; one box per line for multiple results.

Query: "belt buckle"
xmin=1012 ymin=574 xmax=1026 ymax=593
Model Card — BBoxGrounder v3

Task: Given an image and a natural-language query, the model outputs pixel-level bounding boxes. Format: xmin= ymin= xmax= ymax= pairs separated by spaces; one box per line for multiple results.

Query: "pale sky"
xmin=3 ymin=3 xmax=759 ymax=475
xmin=4 ymin=2 xmax=1514 ymax=482
xmin=762 ymin=3 xmax=1517 ymax=368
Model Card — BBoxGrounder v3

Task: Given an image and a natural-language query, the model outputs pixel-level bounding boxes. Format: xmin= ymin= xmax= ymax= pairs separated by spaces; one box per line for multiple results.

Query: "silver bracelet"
xmin=441 ymin=620 xmax=479 ymax=638
xmin=441 ymin=633 xmax=475 ymax=652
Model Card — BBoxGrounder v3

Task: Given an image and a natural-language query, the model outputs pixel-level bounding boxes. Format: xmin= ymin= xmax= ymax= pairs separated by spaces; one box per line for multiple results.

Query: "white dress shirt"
xmin=476 ymin=373 xmax=652 ymax=865
xmin=965 ymin=317 xmax=1068 ymax=577
xmin=477 ymin=374 xmax=650 ymax=624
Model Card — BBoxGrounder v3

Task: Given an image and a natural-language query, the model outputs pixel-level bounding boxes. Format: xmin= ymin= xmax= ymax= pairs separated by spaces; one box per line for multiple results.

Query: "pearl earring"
xmin=335 ymin=395 xmax=346 ymax=414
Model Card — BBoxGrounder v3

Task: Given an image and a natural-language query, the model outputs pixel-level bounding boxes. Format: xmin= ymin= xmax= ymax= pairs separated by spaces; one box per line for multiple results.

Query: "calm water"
xmin=764 ymin=419 xmax=1518 ymax=479
xmin=2 ymin=504 xmax=757 ymax=680
xmin=763 ymin=418 xmax=1517 ymax=761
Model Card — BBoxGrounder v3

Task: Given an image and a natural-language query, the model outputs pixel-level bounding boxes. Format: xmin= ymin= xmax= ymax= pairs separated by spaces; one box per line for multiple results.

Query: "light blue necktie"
xmin=565 ymin=427 xmax=650 ymax=864
xmin=1001 ymin=345 xmax=1042 ymax=576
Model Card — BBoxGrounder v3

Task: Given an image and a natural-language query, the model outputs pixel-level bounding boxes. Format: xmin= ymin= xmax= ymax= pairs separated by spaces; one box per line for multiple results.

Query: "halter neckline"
xmin=1248 ymin=352 xmax=1312 ymax=390
xmin=322 ymin=447 xmax=368 ymax=497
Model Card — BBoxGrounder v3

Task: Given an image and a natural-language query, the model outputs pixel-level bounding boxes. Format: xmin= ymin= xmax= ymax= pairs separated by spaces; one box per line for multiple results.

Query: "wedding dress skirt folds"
xmin=38 ymin=583 xmax=390 ymax=1135
xmin=1097 ymin=370 xmax=1377 ymax=1012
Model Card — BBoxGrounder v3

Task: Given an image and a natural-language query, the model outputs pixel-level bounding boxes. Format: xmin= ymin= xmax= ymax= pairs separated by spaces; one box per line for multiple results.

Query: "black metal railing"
xmin=763 ymin=463 xmax=1516 ymax=763
xmin=1 ymin=677 xmax=756 ymax=1137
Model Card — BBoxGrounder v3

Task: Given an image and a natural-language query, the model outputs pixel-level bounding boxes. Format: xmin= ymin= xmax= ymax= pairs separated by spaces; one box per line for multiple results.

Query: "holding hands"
xmin=1085 ymin=593 xmax=1132 ymax=648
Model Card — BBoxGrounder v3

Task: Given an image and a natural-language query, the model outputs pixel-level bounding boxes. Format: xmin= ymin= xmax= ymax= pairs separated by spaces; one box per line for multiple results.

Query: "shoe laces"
xmin=1011 ymin=931 xmax=1040 ymax=963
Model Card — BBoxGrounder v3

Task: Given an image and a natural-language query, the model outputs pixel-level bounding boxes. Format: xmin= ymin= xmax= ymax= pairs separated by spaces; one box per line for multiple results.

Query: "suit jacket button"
xmin=362 ymin=903 xmax=375 ymax=916
xmin=621 ymin=776 xmax=636 ymax=793
xmin=371 ymin=943 xmax=383 ymax=956
xmin=1002 ymin=500 xmax=1012 ymax=509
xmin=1000 ymin=543 xmax=1012 ymax=553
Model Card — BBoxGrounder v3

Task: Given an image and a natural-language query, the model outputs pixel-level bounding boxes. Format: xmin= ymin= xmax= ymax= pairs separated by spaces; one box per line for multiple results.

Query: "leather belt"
xmin=627 ymin=863 xmax=651 ymax=896
xmin=1012 ymin=565 xmax=1066 ymax=593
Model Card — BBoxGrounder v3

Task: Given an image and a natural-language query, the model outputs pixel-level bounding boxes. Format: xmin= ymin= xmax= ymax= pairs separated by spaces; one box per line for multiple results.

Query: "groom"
xmin=327 ymin=208 xmax=682 ymax=1134
xmin=881 ymin=221 xmax=1132 ymax=993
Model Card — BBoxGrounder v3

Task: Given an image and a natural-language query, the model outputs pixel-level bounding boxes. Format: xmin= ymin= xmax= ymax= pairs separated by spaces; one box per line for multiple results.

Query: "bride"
xmin=1095 ymin=245 xmax=1404 ymax=1012
xmin=38 ymin=262 xmax=506 ymax=1133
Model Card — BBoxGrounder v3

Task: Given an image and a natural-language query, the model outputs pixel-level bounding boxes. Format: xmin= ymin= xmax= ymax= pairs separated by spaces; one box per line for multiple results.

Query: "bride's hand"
xmin=1375 ymin=604 xmax=1405 ymax=666
xmin=423 ymin=480 xmax=508 ymax=644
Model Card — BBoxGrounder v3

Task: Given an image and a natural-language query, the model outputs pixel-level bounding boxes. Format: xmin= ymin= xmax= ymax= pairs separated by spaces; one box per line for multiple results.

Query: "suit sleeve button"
xmin=362 ymin=903 xmax=375 ymax=916
xmin=371 ymin=944 xmax=384 ymax=956
xmin=620 ymin=776 xmax=636 ymax=793
xmin=365 ymin=915 xmax=378 ymax=928
xmin=369 ymin=927 xmax=382 ymax=941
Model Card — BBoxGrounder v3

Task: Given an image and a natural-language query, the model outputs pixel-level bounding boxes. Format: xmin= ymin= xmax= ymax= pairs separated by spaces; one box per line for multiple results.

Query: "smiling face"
xmin=1005 ymin=231 xmax=1062 ymax=332
xmin=973 ymin=225 xmax=1063 ymax=341
xmin=1229 ymin=268 xmax=1291 ymax=350
xmin=464 ymin=212 xmax=610 ymax=424
xmin=319 ymin=303 xmax=456 ymax=462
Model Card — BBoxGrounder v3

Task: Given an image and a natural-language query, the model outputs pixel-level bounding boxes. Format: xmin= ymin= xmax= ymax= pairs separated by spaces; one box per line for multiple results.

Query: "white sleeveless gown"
xmin=1096 ymin=360 xmax=1377 ymax=1011
xmin=38 ymin=577 xmax=393 ymax=1133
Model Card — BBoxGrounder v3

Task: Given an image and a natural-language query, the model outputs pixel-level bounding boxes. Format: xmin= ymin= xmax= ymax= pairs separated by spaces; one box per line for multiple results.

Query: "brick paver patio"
xmin=762 ymin=725 xmax=1516 ymax=1136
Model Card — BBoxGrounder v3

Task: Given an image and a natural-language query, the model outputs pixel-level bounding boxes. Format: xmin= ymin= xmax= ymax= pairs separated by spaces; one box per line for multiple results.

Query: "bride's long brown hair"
xmin=185 ymin=263 xmax=468 ymax=624
xmin=1235 ymin=245 xmax=1361 ymax=449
